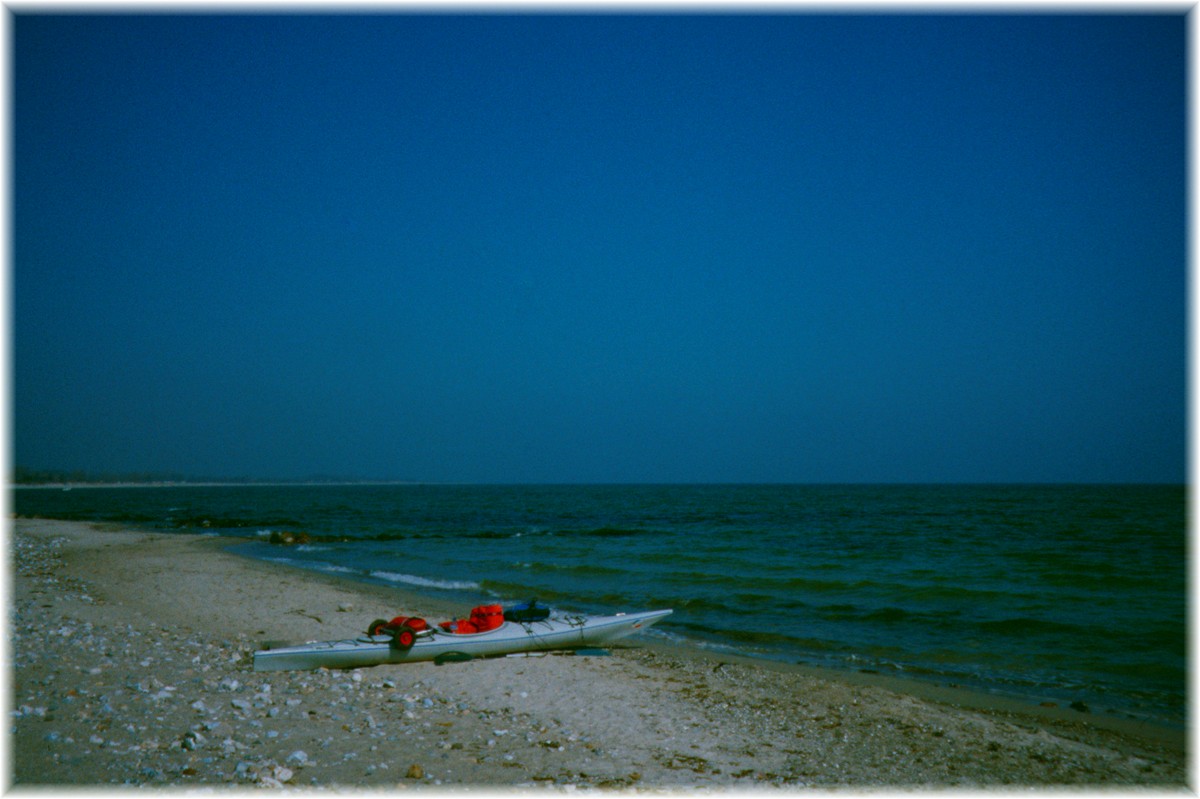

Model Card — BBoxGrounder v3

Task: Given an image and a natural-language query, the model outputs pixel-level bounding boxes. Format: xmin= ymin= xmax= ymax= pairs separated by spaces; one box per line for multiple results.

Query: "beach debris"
xmin=406 ymin=764 xmax=424 ymax=779
xmin=288 ymin=609 xmax=323 ymax=624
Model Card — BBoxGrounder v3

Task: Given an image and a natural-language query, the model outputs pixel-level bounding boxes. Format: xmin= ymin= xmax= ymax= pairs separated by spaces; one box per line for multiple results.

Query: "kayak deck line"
xmin=252 ymin=609 xmax=672 ymax=672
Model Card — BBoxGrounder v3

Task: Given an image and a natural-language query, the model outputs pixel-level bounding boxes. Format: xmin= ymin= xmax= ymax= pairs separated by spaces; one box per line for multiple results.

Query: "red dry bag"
xmin=470 ymin=604 xmax=504 ymax=632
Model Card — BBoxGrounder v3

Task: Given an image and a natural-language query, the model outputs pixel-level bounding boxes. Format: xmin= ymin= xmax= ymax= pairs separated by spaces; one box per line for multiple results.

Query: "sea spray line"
xmin=369 ymin=571 xmax=481 ymax=592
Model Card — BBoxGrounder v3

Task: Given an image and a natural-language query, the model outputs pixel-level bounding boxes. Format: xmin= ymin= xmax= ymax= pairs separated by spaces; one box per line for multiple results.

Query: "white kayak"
xmin=253 ymin=609 xmax=672 ymax=672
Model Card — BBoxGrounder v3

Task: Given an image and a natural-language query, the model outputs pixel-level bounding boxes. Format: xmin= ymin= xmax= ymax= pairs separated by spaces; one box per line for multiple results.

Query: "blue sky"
xmin=12 ymin=13 xmax=1186 ymax=483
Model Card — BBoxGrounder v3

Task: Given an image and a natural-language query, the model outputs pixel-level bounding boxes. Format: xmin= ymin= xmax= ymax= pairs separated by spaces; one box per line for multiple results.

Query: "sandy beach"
xmin=7 ymin=518 xmax=1188 ymax=789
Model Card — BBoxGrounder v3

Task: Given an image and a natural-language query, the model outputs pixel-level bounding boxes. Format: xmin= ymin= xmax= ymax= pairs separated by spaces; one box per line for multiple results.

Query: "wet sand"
xmin=8 ymin=518 xmax=1188 ymax=788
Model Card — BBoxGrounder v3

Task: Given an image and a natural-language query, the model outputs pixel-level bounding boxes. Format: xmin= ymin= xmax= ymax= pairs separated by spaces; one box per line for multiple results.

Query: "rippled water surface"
xmin=15 ymin=483 xmax=1185 ymax=723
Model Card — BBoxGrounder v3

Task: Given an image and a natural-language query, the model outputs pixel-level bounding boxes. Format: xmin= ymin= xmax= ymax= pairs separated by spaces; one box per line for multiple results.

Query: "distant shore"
xmin=11 ymin=481 xmax=427 ymax=489
xmin=9 ymin=518 xmax=1186 ymax=788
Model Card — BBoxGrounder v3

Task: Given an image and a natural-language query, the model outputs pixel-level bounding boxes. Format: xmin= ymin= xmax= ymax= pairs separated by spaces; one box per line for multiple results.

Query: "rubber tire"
xmin=367 ymin=618 xmax=390 ymax=636
xmin=392 ymin=625 xmax=417 ymax=650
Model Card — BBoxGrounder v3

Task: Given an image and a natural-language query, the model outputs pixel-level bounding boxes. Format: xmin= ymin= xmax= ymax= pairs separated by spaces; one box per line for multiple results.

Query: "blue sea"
xmin=12 ymin=483 xmax=1186 ymax=725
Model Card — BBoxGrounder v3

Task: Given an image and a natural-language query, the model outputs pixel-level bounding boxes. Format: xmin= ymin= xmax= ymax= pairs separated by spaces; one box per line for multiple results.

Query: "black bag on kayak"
xmin=504 ymin=598 xmax=550 ymax=623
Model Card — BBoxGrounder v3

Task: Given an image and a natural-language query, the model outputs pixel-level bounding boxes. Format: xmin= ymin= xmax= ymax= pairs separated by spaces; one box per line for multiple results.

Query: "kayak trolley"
xmin=365 ymin=616 xmax=433 ymax=650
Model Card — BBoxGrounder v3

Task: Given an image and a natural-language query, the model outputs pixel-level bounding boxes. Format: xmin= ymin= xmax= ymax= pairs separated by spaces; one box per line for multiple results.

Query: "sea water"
xmin=13 ymin=483 xmax=1186 ymax=725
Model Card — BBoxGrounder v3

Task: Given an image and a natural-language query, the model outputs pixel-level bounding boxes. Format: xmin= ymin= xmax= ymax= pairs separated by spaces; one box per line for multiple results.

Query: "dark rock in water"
xmin=1069 ymin=701 xmax=1090 ymax=713
xmin=269 ymin=531 xmax=311 ymax=546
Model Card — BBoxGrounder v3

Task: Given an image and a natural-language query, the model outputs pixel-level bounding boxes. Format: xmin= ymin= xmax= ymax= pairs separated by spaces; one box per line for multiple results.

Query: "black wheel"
xmin=367 ymin=618 xmax=390 ymax=636
xmin=392 ymin=625 xmax=417 ymax=650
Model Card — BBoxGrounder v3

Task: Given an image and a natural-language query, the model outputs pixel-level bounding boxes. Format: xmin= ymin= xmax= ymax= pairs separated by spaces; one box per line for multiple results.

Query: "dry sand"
xmin=7 ymin=518 xmax=1189 ymax=789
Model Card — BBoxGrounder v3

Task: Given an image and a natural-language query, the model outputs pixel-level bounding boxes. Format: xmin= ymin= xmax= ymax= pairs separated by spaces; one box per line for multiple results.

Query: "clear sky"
xmin=12 ymin=12 xmax=1187 ymax=484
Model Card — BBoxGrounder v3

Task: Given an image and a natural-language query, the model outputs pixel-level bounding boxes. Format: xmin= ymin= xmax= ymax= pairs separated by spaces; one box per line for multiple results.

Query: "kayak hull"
xmin=252 ymin=609 xmax=672 ymax=672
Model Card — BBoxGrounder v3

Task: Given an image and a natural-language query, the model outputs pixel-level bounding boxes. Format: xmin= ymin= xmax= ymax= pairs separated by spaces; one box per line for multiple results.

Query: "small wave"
xmin=289 ymin=529 xmax=521 ymax=544
xmin=296 ymin=545 xmax=330 ymax=553
xmin=670 ymin=620 xmax=823 ymax=649
xmin=318 ymin=564 xmax=356 ymax=574
xmin=369 ymin=571 xmax=480 ymax=591
xmin=863 ymin=607 xmax=911 ymax=623
xmin=480 ymin=580 xmax=574 ymax=604
xmin=813 ymin=602 xmax=961 ymax=628
xmin=816 ymin=603 xmax=881 ymax=622
xmin=635 ymin=593 xmax=807 ymax=617
xmin=772 ymin=576 xmax=876 ymax=594
xmin=530 ymin=526 xmax=655 ymax=538
xmin=447 ymin=530 xmax=513 ymax=540
xmin=976 ymin=616 xmax=1082 ymax=636
xmin=172 ymin=515 xmax=303 ymax=529
xmin=581 ymin=526 xmax=650 ymax=538
xmin=518 ymin=561 xmax=625 ymax=577
xmin=898 ymin=583 xmax=1030 ymax=604
xmin=1036 ymin=570 xmax=1154 ymax=592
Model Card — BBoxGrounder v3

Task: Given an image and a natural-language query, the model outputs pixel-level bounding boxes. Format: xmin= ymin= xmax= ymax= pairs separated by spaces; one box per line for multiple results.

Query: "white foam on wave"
xmin=264 ymin=556 xmax=353 ymax=576
xmin=369 ymin=570 xmax=480 ymax=591
xmin=296 ymin=544 xmax=330 ymax=553
xmin=322 ymin=564 xmax=356 ymax=574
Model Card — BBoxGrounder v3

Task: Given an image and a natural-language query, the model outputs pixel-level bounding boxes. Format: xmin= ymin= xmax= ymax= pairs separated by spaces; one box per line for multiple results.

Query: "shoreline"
xmin=8 ymin=518 xmax=1188 ymax=788
xmin=14 ymin=501 xmax=1185 ymax=729
xmin=35 ymin=510 xmax=1186 ymax=735
xmin=227 ymin=532 xmax=1187 ymax=742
